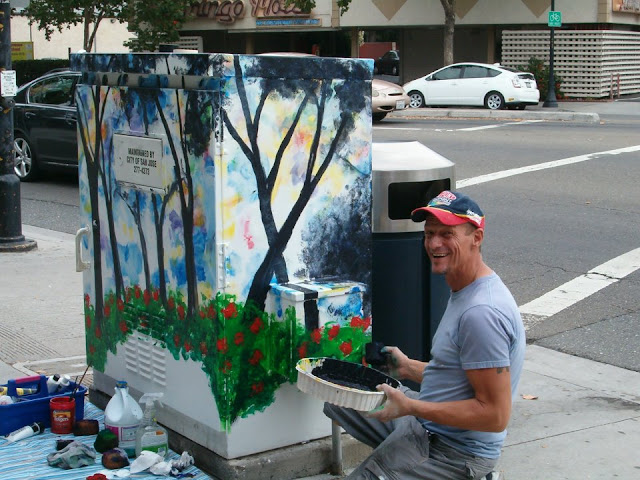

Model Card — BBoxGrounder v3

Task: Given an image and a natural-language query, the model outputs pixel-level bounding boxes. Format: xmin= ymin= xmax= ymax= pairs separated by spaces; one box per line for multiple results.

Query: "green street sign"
xmin=548 ymin=11 xmax=562 ymax=27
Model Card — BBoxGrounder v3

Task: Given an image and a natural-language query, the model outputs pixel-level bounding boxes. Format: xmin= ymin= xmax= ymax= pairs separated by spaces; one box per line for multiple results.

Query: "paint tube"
xmin=5 ymin=422 xmax=45 ymax=442
xmin=0 ymin=386 xmax=38 ymax=396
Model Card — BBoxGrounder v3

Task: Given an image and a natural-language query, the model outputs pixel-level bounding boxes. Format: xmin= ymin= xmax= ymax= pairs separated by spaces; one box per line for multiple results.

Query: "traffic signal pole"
xmin=0 ymin=1 xmax=37 ymax=251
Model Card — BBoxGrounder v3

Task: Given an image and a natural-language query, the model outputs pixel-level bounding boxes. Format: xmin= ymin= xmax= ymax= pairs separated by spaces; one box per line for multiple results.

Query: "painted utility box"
xmin=72 ymin=53 xmax=373 ymax=459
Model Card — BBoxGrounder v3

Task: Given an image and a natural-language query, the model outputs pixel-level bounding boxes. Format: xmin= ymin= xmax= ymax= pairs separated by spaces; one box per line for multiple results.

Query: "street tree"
xmin=287 ymin=0 xmax=457 ymax=66
xmin=23 ymin=0 xmax=193 ymax=53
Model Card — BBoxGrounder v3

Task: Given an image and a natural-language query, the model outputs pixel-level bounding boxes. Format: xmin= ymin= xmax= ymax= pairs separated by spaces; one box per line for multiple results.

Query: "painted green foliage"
xmin=85 ymin=288 xmax=371 ymax=427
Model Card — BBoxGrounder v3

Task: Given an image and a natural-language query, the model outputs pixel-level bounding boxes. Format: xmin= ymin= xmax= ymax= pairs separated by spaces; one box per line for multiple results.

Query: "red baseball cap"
xmin=411 ymin=191 xmax=485 ymax=229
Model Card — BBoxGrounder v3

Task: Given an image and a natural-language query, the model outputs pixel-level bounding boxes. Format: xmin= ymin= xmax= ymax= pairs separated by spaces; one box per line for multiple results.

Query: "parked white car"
xmin=403 ymin=62 xmax=540 ymax=110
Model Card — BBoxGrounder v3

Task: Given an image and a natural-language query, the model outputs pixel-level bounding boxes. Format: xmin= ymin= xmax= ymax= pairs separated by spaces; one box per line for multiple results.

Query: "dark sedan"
xmin=13 ymin=70 xmax=81 ymax=181
xmin=374 ymin=50 xmax=400 ymax=76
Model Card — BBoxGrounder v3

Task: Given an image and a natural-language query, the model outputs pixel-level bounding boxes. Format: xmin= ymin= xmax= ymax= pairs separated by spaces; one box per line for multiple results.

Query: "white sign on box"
xmin=113 ymin=134 xmax=168 ymax=193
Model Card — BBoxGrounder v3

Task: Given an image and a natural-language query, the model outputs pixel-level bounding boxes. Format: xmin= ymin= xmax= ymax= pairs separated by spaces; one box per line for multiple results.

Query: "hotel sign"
xmin=187 ymin=0 xmax=313 ymax=25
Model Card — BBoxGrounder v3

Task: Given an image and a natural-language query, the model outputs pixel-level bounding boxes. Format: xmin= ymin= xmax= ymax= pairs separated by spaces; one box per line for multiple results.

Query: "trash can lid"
xmin=372 ymin=141 xmax=454 ymax=172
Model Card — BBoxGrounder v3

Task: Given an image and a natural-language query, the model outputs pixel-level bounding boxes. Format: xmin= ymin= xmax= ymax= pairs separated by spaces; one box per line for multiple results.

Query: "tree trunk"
xmin=440 ymin=0 xmax=456 ymax=66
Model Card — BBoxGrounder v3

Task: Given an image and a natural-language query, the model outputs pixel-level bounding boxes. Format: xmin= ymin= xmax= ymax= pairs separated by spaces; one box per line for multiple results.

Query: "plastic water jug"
xmin=104 ymin=380 xmax=143 ymax=457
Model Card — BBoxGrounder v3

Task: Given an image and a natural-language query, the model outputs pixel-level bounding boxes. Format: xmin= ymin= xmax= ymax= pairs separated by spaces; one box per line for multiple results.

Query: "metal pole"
xmin=543 ymin=0 xmax=558 ymax=108
xmin=0 ymin=1 xmax=37 ymax=252
xmin=330 ymin=420 xmax=344 ymax=475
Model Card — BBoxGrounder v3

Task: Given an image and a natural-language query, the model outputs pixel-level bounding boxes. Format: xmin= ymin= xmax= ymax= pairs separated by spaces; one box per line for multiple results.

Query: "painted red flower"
xmin=200 ymin=342 xmax=208 ymax=355
xmin=168 ymin=297 xmax=175 ymax=310
xmin=222 ymin=303 xmax=237 ymax=319
xmin=199 ymin=309 xmax=206 ymax=319
xmin=217 ymin=338 xmax=228 ymax=354
xmin=184 ymin=341 xmax=192 ymax=352
xmin=119 ymin=321 xmax=128 ymax=333
xmin=89 ymin=344 xmax=96 ymax=354
xmin=251 ymin=382 xmax=264 ymax=395
xmin=173 ymin=334 xmax=181 ymax=347
xmin=298 ymin=341 xmax=308 ymax=359
xmin=104 ymin=305 xmax=111 ymax=317
xmin=362 ymin=316 xmax=371 ymax=330
xmin=140 ymin=316 xmax=149 ymax=328
xmin=85 ymin=315 xmax=91 ymax=328
xmin=249 ymin=349 xmax=263 ymax=366
xmin=84 ymin=294 xmax=91 ymax=307
xmin=177 ymin=305 xmax=185 ymax=321
xmin=95 ymin=327 xmax=102 ymax=339
xmin=207 ymin=305 xmax=216 ymax=319
xmin=153 ymin=290 xmax=159 ymax=301
xmin=117 ymin=298 xmax=125 ymax=312
xmin=310 ymin=328 xmax=322 ymax=344
xmin=250 ymin=317 xmax=263 ymax=334
xmin=328 ymin=324 xmax=340 ymax=340
xmin=339 ymin=341 xmax=353 ymax=356
xmin=220 ymin=359 xmax=232 ymax=374
xmin=125 ymin=289 xmax=132 ymax=302
xmin=234 ymin=332 xmax=244 ymax=345
xmin=143 ymin=289 xmax=151 ymax=306
xmin=134 ymin=285 xmax=141 ymax=299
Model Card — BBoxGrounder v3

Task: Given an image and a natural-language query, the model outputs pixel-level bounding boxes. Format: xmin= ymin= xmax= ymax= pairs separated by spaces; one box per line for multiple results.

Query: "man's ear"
xmin=473 ymin=227 xmax=484 ymax=247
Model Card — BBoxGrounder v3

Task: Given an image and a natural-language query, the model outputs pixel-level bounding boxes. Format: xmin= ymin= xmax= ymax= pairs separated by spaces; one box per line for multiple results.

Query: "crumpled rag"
xmin=47 ymin=440 xmax=96 ymax=469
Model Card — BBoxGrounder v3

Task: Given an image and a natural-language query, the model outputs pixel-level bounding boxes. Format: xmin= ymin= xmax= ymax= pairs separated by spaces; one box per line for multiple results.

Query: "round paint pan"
xmin=296 ymin=357 xmax=400 ymax=411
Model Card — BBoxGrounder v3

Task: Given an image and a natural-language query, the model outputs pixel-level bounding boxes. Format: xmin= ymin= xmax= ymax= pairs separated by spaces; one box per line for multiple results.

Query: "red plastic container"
xmin=0 ymin=375 xmax=86 ymax=435
xmin=50 ymin=396 xmax=76 ymax=434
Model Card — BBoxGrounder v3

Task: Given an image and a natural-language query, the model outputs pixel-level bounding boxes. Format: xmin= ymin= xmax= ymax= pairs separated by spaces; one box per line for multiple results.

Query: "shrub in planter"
xmin=517 ymin=56 xmax=564 ymax=101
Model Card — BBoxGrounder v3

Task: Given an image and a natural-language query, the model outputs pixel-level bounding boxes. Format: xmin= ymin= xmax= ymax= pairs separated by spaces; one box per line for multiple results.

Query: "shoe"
xmin=481 ymin=473 xmax=502 ymax=480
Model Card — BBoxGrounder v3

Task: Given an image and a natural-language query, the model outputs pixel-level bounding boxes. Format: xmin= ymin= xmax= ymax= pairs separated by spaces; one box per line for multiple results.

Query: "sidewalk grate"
xmin=0 ymin=323 xmax=59 ymax=363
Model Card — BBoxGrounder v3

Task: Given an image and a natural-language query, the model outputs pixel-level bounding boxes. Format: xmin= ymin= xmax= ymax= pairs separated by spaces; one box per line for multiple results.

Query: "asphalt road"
xmin=17 ymin=100 xmax=640 ymax=373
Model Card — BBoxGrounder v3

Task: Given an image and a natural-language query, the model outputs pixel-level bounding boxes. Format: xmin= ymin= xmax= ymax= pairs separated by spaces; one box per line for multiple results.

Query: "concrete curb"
xmin=388 ymin=108 xmax=600 ymax=124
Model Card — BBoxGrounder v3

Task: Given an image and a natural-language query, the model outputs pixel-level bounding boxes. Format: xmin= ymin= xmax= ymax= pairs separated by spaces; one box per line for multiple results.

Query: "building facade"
xmin=179 ymin=0 xmax=640 ymax=97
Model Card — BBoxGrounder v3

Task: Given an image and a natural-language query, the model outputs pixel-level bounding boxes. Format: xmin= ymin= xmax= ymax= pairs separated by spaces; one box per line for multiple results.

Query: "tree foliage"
xmin=23 ymin=0 xmax=193 ymax=53
xmin=24 ymin=0 xmax=124 ymax=53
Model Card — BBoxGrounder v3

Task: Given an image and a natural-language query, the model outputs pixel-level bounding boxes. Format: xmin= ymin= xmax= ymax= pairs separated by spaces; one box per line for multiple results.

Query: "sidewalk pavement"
xmin=2 ymin=203 xmax=640 ymax=478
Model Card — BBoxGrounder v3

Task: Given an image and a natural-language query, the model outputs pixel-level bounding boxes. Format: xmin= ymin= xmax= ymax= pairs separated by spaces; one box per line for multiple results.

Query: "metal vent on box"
xmin=125 ymin=333 xmax=167 ymax=386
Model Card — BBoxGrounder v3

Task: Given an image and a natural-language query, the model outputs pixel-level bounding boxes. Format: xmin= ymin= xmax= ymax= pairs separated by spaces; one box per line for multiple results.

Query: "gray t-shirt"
xmin=418 ymin=272 xmax=525 ymax=459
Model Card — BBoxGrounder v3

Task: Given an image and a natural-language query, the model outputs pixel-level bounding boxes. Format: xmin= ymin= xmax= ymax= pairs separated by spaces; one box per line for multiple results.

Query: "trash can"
xmin=371 ymin=142 xmax=455 ymax=365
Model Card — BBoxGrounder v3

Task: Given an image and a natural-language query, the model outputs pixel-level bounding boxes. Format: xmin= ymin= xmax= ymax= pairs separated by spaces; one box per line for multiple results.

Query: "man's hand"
xmin=367 ymin=383 xmax=410 ymax=422
xmin=382 ymin=346 xmax=427 ymax=383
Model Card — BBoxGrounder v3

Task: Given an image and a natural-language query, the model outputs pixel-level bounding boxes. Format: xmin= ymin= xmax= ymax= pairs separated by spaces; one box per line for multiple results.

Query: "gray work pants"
xmin=323 ymin=388 xmax=497 ymax=480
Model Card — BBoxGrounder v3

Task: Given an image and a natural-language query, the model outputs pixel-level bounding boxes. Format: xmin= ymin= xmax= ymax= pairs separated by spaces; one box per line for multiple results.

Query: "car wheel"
xmin=392 ymin=66 xmax=398 ymax=76
xmin=484 ymin=91 xmax=505 ymax=110
xmin=408 ymin=91 xmax=425 ymax=108
xmin=372 ymin=112 xmax=387 ymax=122
xmin=14 ymin=134 xmax=38 ymax=181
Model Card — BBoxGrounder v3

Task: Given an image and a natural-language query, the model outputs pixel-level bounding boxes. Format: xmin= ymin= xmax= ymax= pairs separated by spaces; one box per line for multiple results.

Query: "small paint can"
xmin=50 ymin=396 xmax=75 ymax=434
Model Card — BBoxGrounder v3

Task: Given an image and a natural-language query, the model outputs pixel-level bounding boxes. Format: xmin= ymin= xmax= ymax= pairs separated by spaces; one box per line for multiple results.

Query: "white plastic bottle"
xmin=104 ymin=380 xmax=143 ymax=457
xmin=135 ymin=392 xmax=168 ymax=458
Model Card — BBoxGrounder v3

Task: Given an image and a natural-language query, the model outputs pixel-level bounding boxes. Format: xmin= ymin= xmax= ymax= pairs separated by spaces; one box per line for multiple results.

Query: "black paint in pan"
xmin=311 ymin=358 xmax=400 ymax=392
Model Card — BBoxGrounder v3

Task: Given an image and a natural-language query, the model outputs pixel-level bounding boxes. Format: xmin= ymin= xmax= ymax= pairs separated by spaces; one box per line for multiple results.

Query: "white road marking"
xmin=456 ymin=145 xmax=640 ymax=188
xmin=519 ymin=248 xmax=640 ymax=318
xmin=437 ymin=120 xmax=544 ymax=132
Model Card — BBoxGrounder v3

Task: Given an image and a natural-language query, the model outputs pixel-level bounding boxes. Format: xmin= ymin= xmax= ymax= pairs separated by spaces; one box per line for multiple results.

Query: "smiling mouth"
xmin=432 ymin=252 xmax=448 ymax=258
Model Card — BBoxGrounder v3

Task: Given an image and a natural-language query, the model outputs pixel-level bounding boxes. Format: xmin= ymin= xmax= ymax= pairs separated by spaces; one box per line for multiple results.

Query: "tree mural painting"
xmin=223 ymin=55 xmax=371 ymax=311
xmin=74 ymin=53 xmax=373 ymax=429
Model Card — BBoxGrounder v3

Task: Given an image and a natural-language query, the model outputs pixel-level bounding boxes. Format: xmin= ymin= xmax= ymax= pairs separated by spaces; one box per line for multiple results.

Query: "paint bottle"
xmin=6 ymin=422 xmax=45 ymax=442
xmin=46 ymin=374 xmax=61 ymax=394
xmin=135 ymin=393 xmax=168 ymax=458
xmin=50 ymin=396 xmax=76 ymax=434
xmin=57 ymin=375 xmax=72 ymax=393
xmin=0 ymin=386 xmax=38 ymax=396
xmin=104 ymin=380 xmax=143 ymax=457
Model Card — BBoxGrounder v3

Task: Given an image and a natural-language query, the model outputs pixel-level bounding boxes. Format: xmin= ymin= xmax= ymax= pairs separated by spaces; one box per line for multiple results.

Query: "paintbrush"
xmin=71 ymin=363 xmax=91 ymax=397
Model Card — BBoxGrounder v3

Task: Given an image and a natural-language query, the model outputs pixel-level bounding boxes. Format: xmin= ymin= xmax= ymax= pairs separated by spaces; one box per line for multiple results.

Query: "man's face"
xmin=423 ymin=217 xmax=478 ymax=276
